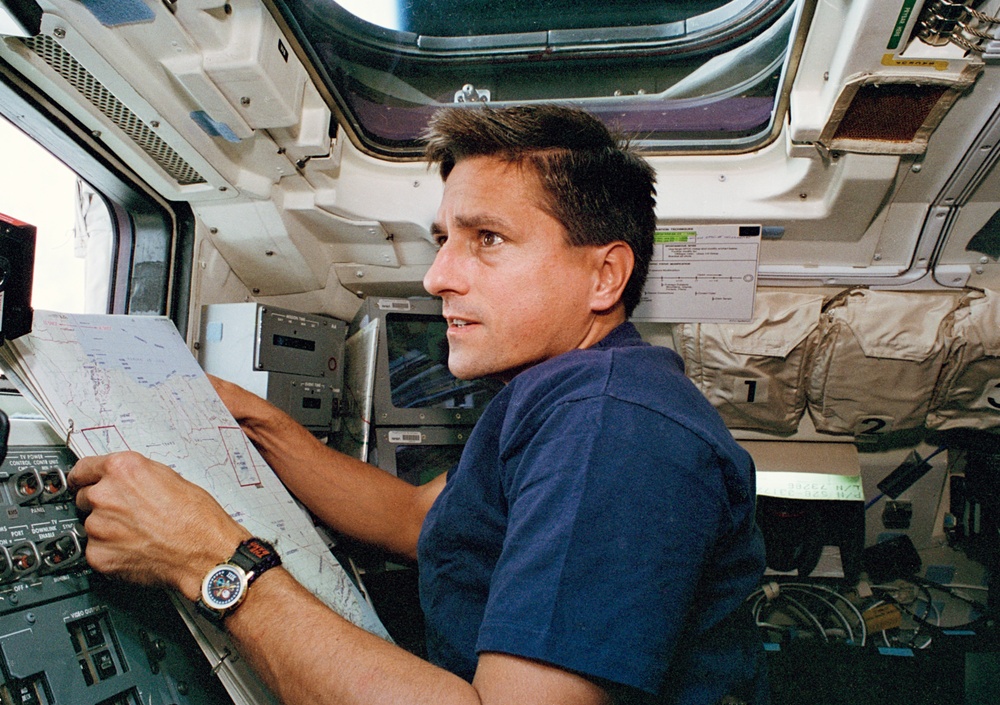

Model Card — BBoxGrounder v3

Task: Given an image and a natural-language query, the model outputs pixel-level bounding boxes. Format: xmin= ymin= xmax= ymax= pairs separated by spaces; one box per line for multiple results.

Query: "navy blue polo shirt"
xmin=417 ymin=323 xmax=767 ymax=704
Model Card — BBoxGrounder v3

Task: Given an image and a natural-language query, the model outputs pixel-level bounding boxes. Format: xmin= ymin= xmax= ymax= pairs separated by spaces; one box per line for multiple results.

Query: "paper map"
xmin=0 ymin=310 xmax=388 ymax=640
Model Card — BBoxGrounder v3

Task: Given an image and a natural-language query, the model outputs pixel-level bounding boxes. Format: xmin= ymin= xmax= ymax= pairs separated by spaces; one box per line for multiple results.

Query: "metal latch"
xmin=454 ymin=84 xmax=490 ymax=103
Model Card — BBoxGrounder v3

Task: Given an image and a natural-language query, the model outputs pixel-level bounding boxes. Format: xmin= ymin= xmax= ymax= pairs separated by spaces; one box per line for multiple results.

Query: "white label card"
xmin=631 ymin=225 xmax=761 ymax=323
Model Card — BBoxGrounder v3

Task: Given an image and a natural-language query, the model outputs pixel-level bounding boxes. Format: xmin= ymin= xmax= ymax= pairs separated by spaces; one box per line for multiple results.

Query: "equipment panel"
xmin=200 ymin=303 xmax=347 ymax=433
xmin=0 ymin=440 xmax=232 ymax=705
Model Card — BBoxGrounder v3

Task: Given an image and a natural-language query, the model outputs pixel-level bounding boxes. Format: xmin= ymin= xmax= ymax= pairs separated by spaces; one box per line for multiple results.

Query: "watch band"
xmin=196 ymin=537 xmax=281 ymax=622
xmin=229 ymin=537 xmax=282 ymax=582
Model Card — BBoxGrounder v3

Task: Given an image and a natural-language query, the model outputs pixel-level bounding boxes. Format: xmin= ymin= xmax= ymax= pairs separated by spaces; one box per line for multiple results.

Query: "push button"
xmin=82 ymin=618 xmax=105 ymax=649
xmin=80 ymin=659 xmax=94 ymax=686
xmin=94 ymin=650 xmax=117 ymax=680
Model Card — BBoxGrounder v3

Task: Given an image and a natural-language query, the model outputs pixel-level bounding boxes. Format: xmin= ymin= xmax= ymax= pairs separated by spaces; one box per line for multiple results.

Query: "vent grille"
xmin=833 ymin=84 xmax=949 ymax=143
xmin=21 ymin=34 xmax=206 ymax=186
xmin=818 ymin=75 xmax=975 ymax=156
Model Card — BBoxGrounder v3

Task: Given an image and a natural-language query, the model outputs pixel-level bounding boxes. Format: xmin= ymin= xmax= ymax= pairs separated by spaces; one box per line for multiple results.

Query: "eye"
xmin=480 ymin=231 xmax=504 ymax=247
xmin=433 ymin=233 xmax=447 ymax=249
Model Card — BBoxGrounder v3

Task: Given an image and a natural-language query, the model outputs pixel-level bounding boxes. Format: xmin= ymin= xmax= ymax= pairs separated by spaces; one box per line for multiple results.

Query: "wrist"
xmin=177 ymin=527 xmax=254 ymax=602
xmin=195 ymin=537 xmax=282 ymax=622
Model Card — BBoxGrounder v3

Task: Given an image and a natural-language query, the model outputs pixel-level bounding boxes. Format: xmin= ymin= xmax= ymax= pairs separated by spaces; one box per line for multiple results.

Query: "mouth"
xmin=445 ymin=316 xmax=478 ymax=331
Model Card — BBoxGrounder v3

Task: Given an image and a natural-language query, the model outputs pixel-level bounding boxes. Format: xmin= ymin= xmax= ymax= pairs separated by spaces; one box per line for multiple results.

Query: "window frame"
xmin=267 ymin=0 xmax=809 ymax=158
xmin=0 ymin=54 xmax=188 ymax=333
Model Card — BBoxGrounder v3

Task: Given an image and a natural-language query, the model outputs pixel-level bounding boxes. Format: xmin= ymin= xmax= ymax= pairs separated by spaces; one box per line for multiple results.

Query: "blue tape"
xmin=925 ymin=564 xmax=956 ymax=584
xmin=205 ymin=322 xmax=224 ymax=343
xmin=878 ymin=647 xmax=914 ymax=657
xmin=762 ymin=642 xmax=781 ymax=652
xmin=190 ymin=111 xmax=242 ymax=143
xmin=80 ymin=0 xmax=154 ymax=26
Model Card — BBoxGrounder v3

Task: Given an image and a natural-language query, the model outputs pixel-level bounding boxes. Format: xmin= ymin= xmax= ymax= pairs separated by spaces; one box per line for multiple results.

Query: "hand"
xmin=207 ymin=373 xmax=307 ymax=454
xmin=208 ymin=373 xmax=274 ymax=424
xmin=68 ymin=451 xmax=250 ymax=601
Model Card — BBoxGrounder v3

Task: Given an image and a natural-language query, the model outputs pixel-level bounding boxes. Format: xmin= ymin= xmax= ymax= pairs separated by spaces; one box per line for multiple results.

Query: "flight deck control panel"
xmin=0 ymin=425 xmax=233 ymax=705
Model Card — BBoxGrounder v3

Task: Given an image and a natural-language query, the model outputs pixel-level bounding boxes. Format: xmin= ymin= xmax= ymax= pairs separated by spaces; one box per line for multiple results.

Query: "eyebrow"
xmin=431 ymin=213 xmax=512 ymax=236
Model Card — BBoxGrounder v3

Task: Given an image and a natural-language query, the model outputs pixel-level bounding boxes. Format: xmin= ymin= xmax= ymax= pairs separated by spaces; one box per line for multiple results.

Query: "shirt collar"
xmin=592 ymin=321 xmax=645 ymax=350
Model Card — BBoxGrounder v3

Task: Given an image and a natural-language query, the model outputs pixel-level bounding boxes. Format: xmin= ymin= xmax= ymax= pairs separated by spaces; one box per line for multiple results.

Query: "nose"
xmin=423 ymin=239 xmax=468 ymax=297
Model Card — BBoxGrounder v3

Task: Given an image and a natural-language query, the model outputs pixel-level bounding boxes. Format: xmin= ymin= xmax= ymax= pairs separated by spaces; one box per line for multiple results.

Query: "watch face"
xmin=201 ymin=565 xmax=248 ymax=611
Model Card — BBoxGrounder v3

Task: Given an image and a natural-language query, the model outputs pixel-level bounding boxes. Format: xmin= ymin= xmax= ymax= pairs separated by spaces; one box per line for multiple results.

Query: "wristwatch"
xmin=196 ymin=537 xmax=281 ymax=622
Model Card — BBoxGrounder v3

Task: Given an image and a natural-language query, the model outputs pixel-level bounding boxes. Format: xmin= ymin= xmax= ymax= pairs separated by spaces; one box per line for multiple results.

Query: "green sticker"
xmin=757 ymin=472 xmax=864 ymax=501
xmin=888 ymin=0 xmax=917 ymax=50
xmin=654 ymin=230 xmax=695 ymax=243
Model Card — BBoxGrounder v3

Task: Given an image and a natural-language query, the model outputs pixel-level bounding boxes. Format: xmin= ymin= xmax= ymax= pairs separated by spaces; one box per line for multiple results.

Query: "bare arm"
xmin=226 ymin=568 xmax=611 ymax=705
xmin=67 ymin=452 xmax=610 ymax=705
xmin=210 ymin=375 xmax=441 ymax=559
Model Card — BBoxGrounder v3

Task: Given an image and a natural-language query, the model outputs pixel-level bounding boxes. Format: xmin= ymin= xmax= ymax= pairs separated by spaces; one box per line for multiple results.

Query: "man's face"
xmin=423 ymin=156 xmax=610 ymax=382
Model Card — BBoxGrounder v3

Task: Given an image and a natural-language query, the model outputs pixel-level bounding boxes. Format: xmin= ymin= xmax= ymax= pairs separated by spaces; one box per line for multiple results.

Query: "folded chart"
xmin=0 ymin=310 xmax=389 ymax=702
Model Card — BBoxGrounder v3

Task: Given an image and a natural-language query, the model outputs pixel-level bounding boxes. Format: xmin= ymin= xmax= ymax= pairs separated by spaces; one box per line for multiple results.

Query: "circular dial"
xmin=201 ymin=565 xmax=248 ymax=610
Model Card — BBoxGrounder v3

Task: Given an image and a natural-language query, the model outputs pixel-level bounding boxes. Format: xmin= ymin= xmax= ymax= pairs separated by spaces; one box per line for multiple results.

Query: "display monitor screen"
xmin=385 ymin=313 xmax=502 ymax=410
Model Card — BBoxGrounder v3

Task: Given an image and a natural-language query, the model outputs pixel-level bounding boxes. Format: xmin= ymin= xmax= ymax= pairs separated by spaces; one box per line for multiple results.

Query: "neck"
xmin=577 ymin=306 xmax=627 ymax=350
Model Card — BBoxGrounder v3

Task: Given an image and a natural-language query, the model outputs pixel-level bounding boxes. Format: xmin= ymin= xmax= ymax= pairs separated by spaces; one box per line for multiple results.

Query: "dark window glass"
xmin=272 ymin=0 xmax=802 ymax=155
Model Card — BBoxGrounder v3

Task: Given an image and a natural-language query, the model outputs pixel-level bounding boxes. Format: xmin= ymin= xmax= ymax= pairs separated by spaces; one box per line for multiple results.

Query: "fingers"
xmin=66 ymin=455 xmax=116 ymax=525
xmin=67 ymin=453 xmax=132 ymax=514
xmin=68 ymin=449 xmax=145 ymax=483
xmin=65 ymin=455 xmax=104 ymax=491
xmin=61 ymin=451 xmax=246 ymax=597
xmin=73 ymin=484 xmax=92 ymax=514
xmin=208 ymin=373 xmax=248 ymax=401
xmin=206 ymin=373 xmax=226 ymax=393
xmin=209 ymin=374 xmax=251 ymax=419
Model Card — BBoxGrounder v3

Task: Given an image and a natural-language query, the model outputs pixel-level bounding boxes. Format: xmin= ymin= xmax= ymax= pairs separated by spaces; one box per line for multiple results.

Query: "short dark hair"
xmin=423 ymin=105 xmax=656 ymax=317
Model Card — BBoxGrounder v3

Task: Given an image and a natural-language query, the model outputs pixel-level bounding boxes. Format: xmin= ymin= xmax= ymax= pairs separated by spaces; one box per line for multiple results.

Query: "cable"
xmin=862 ymin=572 xmax=996 ymax=651
xmin=339 ymin=379 xmax=372 ymax=446
xmin=783 ymin=586 xmax=854 ymax=643
xmin=951 ymin=32 xmax=981 ymax=52
xmin=867 ymin=597 xmax=935 ymax=649
xmin=941 ymin=583 xmax=989 ymax=592
xmin=0 ymin=408 xmax=8 ymax=467
xmin=865 ymin=493 xmax=884 ymax=511
xmin=897 ymin=596 xmax=940 ymax=649
xmin=969 ymin=7 xmax=1000 ymax=24
xmin=781 ymin=593 xmax=830 ymax=642
xmin=911 ymin=575 xmax=990 ymax=614
xmin=757 ymin=593 xmax=828 ymax=643
xmin=747 ymin=582 xmax=868 ymax=644
xmin=787 ymin=584 xmax=867 ymax=646
xmin=960 ymin=20 xmax=997 ymax=39
xmin=866 ymin=599 xmax=897 ymax=648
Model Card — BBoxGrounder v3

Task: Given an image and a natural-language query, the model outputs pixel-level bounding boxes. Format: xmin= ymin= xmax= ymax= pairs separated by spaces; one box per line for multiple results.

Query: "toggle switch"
xmin=11 ymin=469 xmax=44 ymax=505
xmin=40 ymin=468 xmax=68 ymax=502
xmin=8 ymin=540 xmax=40 ymax=579
xmin=0 ymin=544 xmax=12 ymax=583
xmin=39 ymin=532 xmax=84 ymax=573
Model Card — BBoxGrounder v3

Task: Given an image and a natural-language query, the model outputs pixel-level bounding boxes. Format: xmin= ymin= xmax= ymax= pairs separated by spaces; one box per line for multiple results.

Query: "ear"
xmin=590 ymin=241 xmax=634 ymax=314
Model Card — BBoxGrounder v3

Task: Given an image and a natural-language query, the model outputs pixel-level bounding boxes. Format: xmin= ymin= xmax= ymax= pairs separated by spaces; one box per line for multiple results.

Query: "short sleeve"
xmin=476 ymin=395 xmax=729 ymax=693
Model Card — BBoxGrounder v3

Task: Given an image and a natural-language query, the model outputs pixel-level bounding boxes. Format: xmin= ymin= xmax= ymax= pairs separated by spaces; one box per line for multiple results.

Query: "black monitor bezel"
xmin=355 ymin=297 xmax=498 ymax=427
xmin=372 ymin=426 xmax=471 ymax=485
